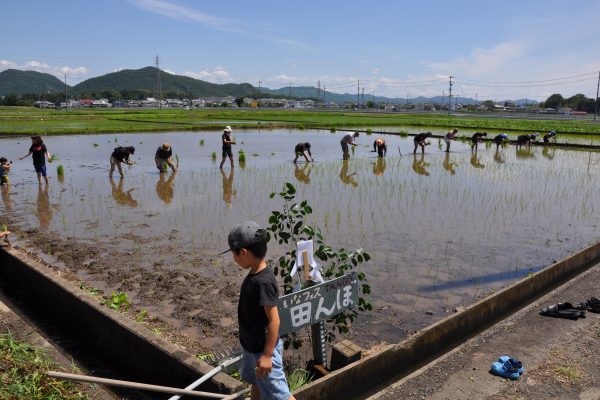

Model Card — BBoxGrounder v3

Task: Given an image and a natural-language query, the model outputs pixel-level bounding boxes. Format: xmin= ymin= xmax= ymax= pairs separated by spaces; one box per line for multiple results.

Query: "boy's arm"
xmin=19 ymin=151 xmax=32 ymax=160
xmin=255 ymin=305 xmax=280 ymax=378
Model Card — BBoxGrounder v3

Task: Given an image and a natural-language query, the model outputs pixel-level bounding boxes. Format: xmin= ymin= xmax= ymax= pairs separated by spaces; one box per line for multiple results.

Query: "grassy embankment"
xmin=0 ymin=106 xmax=599 ymax=135
xmin=0 ymin=333 xmax=89 ymax=400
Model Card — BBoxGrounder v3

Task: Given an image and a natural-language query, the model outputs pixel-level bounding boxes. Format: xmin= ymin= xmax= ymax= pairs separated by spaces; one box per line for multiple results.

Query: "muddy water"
xmin=2 ymin=129 xmax=600 ymax=347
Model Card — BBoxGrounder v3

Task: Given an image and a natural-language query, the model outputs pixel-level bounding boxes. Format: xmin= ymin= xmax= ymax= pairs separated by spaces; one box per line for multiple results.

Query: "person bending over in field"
xmin=155 ymin=143 xmax=177 ymax=173
xmin=341 ymin=131 xmax=359 ymax=160
xmin=220 ymin=126 xmax=236 ymax=170
xmin=470 ymin=132 xmax=487 ymax=151
xmin=444 ymin=128 xmax=458 ymax=152
xmin=110 ymin=146 xmax=135 ymax=177
xmin=493 ymin=134 xmax=509 ymax=150
xmin=372 ymin=138 xmax=387 ymax=157
xmin=19 ymin=135 xmax=52 ymax=185
xmin=413 ymin=132 xmax=432 ymax=154
xmin=543 ymin=131 xmax=557 ymax=143
xmin=293 ymin=142 xmax=313 ymax=163
xmin=516 ymin=133 xmax=538 ymax=149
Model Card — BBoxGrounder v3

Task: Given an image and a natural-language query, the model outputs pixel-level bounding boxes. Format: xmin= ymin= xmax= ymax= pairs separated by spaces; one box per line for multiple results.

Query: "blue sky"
xmin=1 ymin=0 xmax=599 ymax=100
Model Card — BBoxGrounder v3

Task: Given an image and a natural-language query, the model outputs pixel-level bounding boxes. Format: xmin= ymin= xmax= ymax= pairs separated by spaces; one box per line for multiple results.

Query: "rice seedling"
xmin=287 ymin=369 xmax=313 ymax=391
xmin=366 ymin=128 xmax=372 ymax=135
xmin=93 ymin=143 xmax=99 ymax=147
xmin=211 ymin=151 xmax=217 ymax=161
xmin=252 ymin=153 xmax=259 ymax=157
xmin=330 ymin=127 xmax=337 ymax=132
xmin=199 ymin=139 xmax=205 ymax=146
xmin=239 ymin=149 xmax=246 ymax=163
xmin=56 ymin=165 xmax=64 ymax=176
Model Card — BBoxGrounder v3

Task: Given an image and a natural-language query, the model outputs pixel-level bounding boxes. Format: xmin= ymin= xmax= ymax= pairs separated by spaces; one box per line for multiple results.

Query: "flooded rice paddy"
xmin=2 ymin=128 xmax=600 ymax=347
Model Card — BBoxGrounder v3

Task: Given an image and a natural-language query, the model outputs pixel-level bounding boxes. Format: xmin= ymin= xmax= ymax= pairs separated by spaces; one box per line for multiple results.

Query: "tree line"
xmin=541 ymin=93 xmax=598 ymax=113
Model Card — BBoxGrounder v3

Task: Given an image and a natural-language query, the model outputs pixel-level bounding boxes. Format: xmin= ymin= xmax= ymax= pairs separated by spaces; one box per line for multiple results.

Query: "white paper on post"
xmin=290 ymin=240 xmax=324 ymax=286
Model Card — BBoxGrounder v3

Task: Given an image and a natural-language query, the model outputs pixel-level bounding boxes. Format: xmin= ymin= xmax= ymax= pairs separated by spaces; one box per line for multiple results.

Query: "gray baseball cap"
xmin=219 ymin=221 xmax=267 ymax=255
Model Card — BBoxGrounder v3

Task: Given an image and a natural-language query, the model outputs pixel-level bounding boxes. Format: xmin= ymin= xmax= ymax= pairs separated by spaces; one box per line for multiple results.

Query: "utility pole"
xmin=258 ymin=81 xmax=261 ymax=109
xmin=595 ymin=71 xmax=600 ymax=122
xmin=323 ymin=85 xmax=326 ymax=108
xmin=64 ymin=74 xmax=68 ymax=111
xmin=155 ymin=55 xmax=161 ymax=110
xmin=475 ymin=92 xmax=478 ymax=105
xmin=289 ymin=83 xmax=292 ymax=106
xmin=448 ymin=76 xmax=453 ymax=115
xmin=406 ymin=93 xmax=409 ymax=109
xmin=372 ymin=91 xmax=375 ymax=108
xmin=357 ymin=80 xmax=360 ymax=108
xmin=361 ymin=88 xmax=364 ymax=107
xmin=317 ymin=80 xmax=321 ymax=103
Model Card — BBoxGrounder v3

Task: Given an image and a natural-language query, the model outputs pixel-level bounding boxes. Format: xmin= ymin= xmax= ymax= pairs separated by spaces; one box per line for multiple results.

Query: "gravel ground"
xmin=367 ymin=263 xmax=600 ymax=400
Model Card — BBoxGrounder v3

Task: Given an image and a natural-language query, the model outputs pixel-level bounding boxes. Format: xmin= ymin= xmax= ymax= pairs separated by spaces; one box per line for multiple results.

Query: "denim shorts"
xmin=34 ymin=164 xmax=47 ymax=176
xmin=240 ymin=340 xmax=291 ymax=400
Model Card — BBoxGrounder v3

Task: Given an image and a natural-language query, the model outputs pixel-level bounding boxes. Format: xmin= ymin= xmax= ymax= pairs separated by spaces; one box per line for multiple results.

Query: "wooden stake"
xmin=46 ymin=371 xmax=227 ymax=399
xmin=302 ymin=250 xmax=311 ymax=281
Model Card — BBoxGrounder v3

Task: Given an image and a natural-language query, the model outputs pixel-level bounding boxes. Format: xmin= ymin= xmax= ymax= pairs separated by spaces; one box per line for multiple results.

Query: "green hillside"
xmin=71 ymin=66 xmax=258 ymax=98
xmin=0 ymin=69 xmax=67 ymax=96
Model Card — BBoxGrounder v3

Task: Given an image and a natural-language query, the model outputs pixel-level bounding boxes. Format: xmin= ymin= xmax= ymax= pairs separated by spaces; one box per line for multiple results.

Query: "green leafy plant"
xmin=93 ymin=143 xmax=99 ymax=147
xmin=398 ymin=130 xmax=408 ymax=137
xmin=330 ymin=127 xmax=337 ymax=133
xmin=267 ymin=183 xmax=372 ymax=347
xmin=195 ymin=352 xmax=213 ymax=362
xmin=211 ymin=152 xmax=217 ymax=161
xmin=287 ymin=369 xmax=312 ymax=391
xmin=50 ymin=154 xmax=59 ymax=161
xmin=238 ymin=149 xmax=246 ymax=164
xmin=107 ymin=291 xmax=130 ymax=311
xmin=136 ymin=309 xmax=148 ymax=323
xmin=56 ymin=165 xmax=64 ymax=176
xmin=199 ymin=139 xmax=205 ymax=146
xmin=366 ymin=128 xmax=372 ymax=135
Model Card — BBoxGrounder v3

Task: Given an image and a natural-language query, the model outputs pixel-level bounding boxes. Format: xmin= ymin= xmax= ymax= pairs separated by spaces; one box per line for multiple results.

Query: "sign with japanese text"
xmin=277 ymin=272 xmax=358 ymax=336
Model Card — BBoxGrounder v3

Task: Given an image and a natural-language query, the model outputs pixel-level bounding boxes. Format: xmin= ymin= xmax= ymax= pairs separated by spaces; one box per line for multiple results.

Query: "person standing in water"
xmin=109 ymin=146 xmax=135 ymax=178
xmin=293 ymin=142 xmax=313 ymax=163
xmin=470 ymin=132 xmax=487 ymax=151
xmin=372 ymin=137 xmax=387 ymax=157
xmin=340 ymin=131 xmax=359 ymax=160
xmin=543 ymin=131 xmax=557 ymax=143
xmin=220 ymin=126 xmax=236 ymax=170
xmin=155 ymin=143 xmax=177 ymax=173
xmin=413 ymin=132 xmax=432 ymax=154
xmin=493 ymin=134 xmax=509 ymax=150
xmin=444 ymin=129 xmax=458 ymax=152
xmin=19 ymin=135 xmax=52 ymax=184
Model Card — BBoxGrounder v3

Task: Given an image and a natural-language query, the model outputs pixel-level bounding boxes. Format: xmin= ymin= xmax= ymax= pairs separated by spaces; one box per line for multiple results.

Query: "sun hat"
xmin=224 ymin=126 xmax=232 ymax=133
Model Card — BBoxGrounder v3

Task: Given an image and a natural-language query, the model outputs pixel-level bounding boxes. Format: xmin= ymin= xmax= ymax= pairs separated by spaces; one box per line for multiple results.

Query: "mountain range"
xmin=0 ymin=67 xmax=538 ymax=105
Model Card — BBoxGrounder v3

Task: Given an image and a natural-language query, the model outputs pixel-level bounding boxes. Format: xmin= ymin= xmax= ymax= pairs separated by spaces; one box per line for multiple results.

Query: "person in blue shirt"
xmin=493 ymin=134 xmax=509 ymax=150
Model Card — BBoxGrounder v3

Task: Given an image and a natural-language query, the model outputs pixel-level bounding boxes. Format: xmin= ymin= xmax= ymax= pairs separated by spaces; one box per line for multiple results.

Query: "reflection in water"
xmin=412 ymin=154 xmax=430 ymax=176
xmin=1 ymin=186 xmax=12 ymax=210
xmin=372 ymin=158 xmax=386 ymax=176
xmin=516 ymin=148 xmax=535 ymax=159
xmin=470 ymin=152 xmax=485 ymax=169
xmin=493 ymin=149 xmax=506 ymax=164
xmin=110 ymin=176 xmax=138 ymax=207
xmin=221 ymin=169 xmax=235 ymax=207
xmin=339 ymin=160 xmax=358 ymax=187
xmin=294 ymin=163 xmax=312 ymax=184
xmin=442 ymin=153 xmax=457 ymax=175
xmin=542 ymin=147 xmax=555 ymax=160
xmin=36 ymin=185 xmax=52 ymax=228
xmin=156 ymin=172 xmax=177 ymax=204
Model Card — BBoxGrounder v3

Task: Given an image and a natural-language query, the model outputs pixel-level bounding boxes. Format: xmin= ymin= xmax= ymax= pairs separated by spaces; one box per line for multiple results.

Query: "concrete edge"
xmin=293 ymin=240 xmax=600 ymax=399
xmin=0 ymin=246 xmax=243 ymax=394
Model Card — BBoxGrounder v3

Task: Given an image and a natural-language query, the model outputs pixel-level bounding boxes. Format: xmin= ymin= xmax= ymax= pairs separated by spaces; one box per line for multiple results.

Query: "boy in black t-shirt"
xmin=413 ymin=132 xmax=432 ymax=154
xmin=19 ymin=135 xmax=52 ymax=184
xmin=221 ymin=221 xmax=296 ymax=400
xmin=220 ymin=126 xmax=236 ymax=170
xmin=110 ymin=146 xmax=135 ymax=178
xmin=293 ymin=142 xmax=313 ymax=164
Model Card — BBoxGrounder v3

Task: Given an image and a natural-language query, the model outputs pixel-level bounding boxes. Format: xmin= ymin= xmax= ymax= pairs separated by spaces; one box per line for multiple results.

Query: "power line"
xmin=455 ymin=77 xmax=597 ymax=88
xmin=455 ymin=71 xmax=598 ymax=84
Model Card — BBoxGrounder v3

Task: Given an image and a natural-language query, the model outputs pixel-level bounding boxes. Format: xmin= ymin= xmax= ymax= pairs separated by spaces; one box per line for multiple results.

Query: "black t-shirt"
xmin=295 ymin=143 xmax=311 ymax=154
xmin=29 ymin=144 xmax=47 ymax=166
xmin=238 ymin=267 xmax=279 ymax=353
xmin=111 ymin=147 xmax=130 ymax=162
xmin=414 ymin=133 xmax=429 ymax=143
xmin=222 ymin=133 xmax=232 ymax=150
xmin=155 ymin=146 xmax=172 ymax=159
xmin=471 ymin=132 xmax=485 ymax=142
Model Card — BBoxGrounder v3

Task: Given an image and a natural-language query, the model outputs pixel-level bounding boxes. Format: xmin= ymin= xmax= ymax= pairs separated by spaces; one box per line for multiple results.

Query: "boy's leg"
xmin=293 ymin=153 xmax=299 ymax=163
xmin=250 ymin=385 xmax=261 ymax=400
xmin=110 ymin=158 xmax=116 ymax=176
xmin=303 ymin=151 xmax=310 ymax=163
xmin=117 ymin=162 xmax=124 ymax=177
xmin=167 ymin=158 xmax=177 ymax=172
xmin=229 ymin=155 xmax=234 ymax=167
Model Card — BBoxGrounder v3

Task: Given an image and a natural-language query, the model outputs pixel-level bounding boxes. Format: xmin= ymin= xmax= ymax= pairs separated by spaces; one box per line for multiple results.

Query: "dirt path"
xmin=367 ymin=263 xmax=600 ymax=400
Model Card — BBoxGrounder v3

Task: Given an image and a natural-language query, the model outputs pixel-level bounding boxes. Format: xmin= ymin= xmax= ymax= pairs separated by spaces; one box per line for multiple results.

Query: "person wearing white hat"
xmin=220 ymin=126 xmax=236 ymax=170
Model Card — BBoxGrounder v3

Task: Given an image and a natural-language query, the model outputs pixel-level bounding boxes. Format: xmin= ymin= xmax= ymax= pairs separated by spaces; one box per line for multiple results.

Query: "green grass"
xmin=0 ymin=333 xmax=89 ymax=400
xmin=0 ymin=107 xmax=598 ymax=135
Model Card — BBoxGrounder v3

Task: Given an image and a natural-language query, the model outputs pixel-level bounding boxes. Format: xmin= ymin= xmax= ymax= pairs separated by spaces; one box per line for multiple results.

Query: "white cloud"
xmin=183 ymin=67 xmax=234 ymax=83
xmin=130 ymin=0 xmax=307 ymax=49
xmin=0 ymin=59 xmax=90 ymax=82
